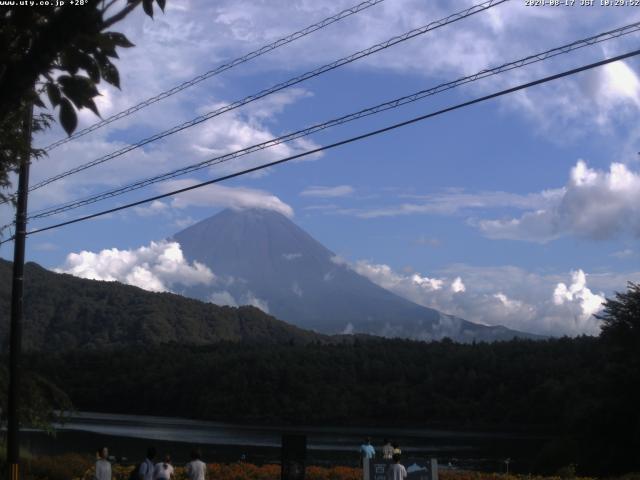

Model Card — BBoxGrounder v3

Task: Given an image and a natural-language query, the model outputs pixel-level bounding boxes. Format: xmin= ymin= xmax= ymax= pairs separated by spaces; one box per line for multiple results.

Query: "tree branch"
xmin=102 ymin=0 xmax=142 ymax=30
xmin=100 ymin=0 xmax=120 ymax=16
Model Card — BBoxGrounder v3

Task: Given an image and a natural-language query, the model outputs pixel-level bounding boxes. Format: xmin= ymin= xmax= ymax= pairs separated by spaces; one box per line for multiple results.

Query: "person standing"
xmin=392 ymin=442 xmax=402 ymax=456
xmin=95 ymin=447 xmax=112 ymax=480
xmin=387 ymin=454 xmax=407 ymax=480
xmin=185 ymin=449 xmax=207 ymax=480
xmin=153 ymin=454 xmax=174 ymax=480
xmin=138 ymin=447 xmax=157 ymax=480
xmin=382 ymin=439 xmax=394 ymax=461
xmin=359 ymin=437 xmax=376 ymax=480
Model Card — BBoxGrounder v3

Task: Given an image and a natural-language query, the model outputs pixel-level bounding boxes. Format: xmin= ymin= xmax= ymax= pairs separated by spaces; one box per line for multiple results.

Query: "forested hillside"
xmin=23 ymin=334 xmax=639 ymax=475
xmin=0 ymin=259 xmax=325 ymax=350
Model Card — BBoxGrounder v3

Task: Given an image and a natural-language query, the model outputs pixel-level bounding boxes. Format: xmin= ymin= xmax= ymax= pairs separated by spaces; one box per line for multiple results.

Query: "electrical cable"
xmin=41 ymin=0 xmax=387 ymax=152
xmin=0 ymin=47 xmax=635 ymax=245
xmin=25 ymin=0 xmax=508 ymax=194
xmin=25 ymin=21 xmax=640 ymax=220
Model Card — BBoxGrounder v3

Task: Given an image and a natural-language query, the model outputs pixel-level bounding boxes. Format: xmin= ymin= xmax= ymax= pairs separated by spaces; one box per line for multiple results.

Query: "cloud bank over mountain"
xmin=56 ymin=241 xmax=214 ymax=293
xmin=345 ymin=259 xmax=610 ymax=336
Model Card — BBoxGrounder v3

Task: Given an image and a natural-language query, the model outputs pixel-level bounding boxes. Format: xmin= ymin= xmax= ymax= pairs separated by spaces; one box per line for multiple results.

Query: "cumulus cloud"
xmin=209 ymin=290 xmax=239 ymax=307
xmin=334 ymin=258 xmax=633 ymax=336
xmin=451 ymin=277 xmax=466 ymax=293
xmin=242 ymin=292 xmax=270 ymax=313
xmin=349 ymin=260 xmax=443 ymax=293
xmin=553 ymin=270 xmax=605 ymax=326
xmin=342 ymin=322 xmax=355 ymax=335
xmin=338 ymin=189 xmax=561 ymax=219
xmin=157 ymin=180 xmax=294 ymax=218
xmin=56 ymin=241 xmax=214 ymax=293
xmin=300 ymin=185 xmax=355 ymax=198
xmin=133 ymin=200 xmax=170 ymax=217
xmin=478 ymin=161 xmax=640 ymax=242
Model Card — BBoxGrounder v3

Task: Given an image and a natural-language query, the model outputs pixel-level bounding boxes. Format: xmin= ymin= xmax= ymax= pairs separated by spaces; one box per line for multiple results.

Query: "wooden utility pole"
xmin=7 ymin=103 xmax=33 ymax=480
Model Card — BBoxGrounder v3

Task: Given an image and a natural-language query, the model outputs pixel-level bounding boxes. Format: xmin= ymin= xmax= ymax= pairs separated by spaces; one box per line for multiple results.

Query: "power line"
xmin=2 ymin=47 xmax=636 ymax=245
xmin=26 ymin=0 xmax=508 ymax=194
xmin=25 ymin=21 xmax=640 ymax=221
xmin=41 ymin=0 xmax=386 ymax=152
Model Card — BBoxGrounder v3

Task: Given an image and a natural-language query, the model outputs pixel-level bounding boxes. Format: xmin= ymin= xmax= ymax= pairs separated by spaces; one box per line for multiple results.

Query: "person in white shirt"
xmin=386 ymin=454 xmax=407 ymax=480
xmin=153 ymin=454 xmax=174 ymax=480
xmin=185 ymin=449 xmax=207 ymax=480
xmin=138 ymin=447 xmax=157 ymax=480
xmin=382 ymin=439 xmax=394 ymax=461
xmin=95 ymin=447 xmax=111 ymax=480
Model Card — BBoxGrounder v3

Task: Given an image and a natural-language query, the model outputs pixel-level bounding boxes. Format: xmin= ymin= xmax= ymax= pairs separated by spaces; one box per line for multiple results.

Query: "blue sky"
xmin=2 ymin=0 xmax=640 ymax=335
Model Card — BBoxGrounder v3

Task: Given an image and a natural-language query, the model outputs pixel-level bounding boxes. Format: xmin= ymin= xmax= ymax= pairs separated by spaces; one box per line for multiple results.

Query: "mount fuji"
xmin=172 ymin=208 xmax=540 ymax=342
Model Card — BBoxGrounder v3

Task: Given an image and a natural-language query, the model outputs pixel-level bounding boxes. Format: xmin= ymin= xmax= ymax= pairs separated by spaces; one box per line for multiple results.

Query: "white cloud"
xmin=591 ymin=60 xmax=640 ymax=125
xmin=156 ymin=180 xmax=294 ymax=218
xmin=451 ymin=276 xmax=466 ymax=293
xmin=300 ymin=185 xmax=354 ymax=198
xmin=56 ymin=240 xmax=214 ymax=293
xmin=610 ymin=248 xmax=635 ymax=259
xmin=241 ymin=292 xmax=269 ymax=313
xmin=20 ymin=0 xmax=640 ymax=223
xmin=282 ymin=252 xmax=302 ymax=260
xmin=330 ymin=255 xmax=348 ymax=266
xmin=291 ymin=281 xmax=303 ymax=297
xmin=335 ymin=258 xmax=636 ymax=336
xmin=350 ymin=259 xmax=444 ymax=292
xmin=340 ymin=189 xmax=562 ymax=219
xmin=133 ymin=200 xmax=169 ymax=217
xmin=553 ymin=270 xmax=605 ymax=327
xmin=478 ymin=160 xmax=640 ymax=242
xmin=173 ymin=216 xmax=197 ymax=229
xmin=342 ymin=322 xmax=355 ymax=335
xmin=209 ymin=290 xmax=239 ymax=307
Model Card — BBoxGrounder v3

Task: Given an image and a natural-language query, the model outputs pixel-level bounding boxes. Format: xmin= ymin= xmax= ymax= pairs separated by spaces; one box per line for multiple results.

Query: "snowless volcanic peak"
xmin=172 ymin=208 xmax=541 ymax=342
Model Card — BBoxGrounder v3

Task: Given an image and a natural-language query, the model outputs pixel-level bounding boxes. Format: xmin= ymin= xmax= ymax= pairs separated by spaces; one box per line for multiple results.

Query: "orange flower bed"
xmin=20 ymin=457 xmax=604 ymax=480
xmin=77 ymin=462 xmax=361 ymax=480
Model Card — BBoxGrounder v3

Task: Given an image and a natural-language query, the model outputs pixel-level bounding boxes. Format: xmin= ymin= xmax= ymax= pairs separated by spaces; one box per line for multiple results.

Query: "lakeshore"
xmin=18 ymin=412 xmax=547 ymax=473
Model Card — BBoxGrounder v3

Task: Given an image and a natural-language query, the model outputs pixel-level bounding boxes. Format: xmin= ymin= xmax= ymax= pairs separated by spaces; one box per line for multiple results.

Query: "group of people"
xmin=359 ymin=438 xmax=407 ymax=480
xmin=94 ymin=446 xmax=207 ymax=480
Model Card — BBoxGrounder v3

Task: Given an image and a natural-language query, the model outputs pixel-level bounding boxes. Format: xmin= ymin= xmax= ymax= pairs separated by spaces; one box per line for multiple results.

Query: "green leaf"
xmin=59 ymin=51 xmax=79 ymax=75
xmin=59 ymin=98 xmax=77 ymax=136
xmin=95 ymin=53 xmax=120 ymax=89
xmin=58 ymin=75 xmax=100 ymax=109
xmin=96 ymin=33 xmax=119 ymax=58
xmin=142 ymin=0 xmax=154 ymax=18
xmin=104 ymin=32 xmax=135 ymax=48
xmin=33 ymin=96 xmax=46 ymax=109
xmin=156 ymin=0 xmax=166 ymax=11
xmin=46 ymin=83 xmax=61 ymax=107
xmin=76 ymin=54 xmax=101 ymax=83
xmin=84 ymin=98 xmax=101 ymax=118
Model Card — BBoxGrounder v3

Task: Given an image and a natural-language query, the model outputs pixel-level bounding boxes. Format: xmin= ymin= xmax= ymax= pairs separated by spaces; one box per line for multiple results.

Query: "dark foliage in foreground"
xmin=25 ymin=331 xmax=639 ymax=476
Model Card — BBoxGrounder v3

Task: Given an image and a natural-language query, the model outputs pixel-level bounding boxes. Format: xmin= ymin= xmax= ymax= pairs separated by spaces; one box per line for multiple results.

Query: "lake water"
xmin=20 ymin=412 xmax=548 ymax=472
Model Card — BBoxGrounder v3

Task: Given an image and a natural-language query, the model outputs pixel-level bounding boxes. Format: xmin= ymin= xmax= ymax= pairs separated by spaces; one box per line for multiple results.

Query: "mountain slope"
xmin=172 ymin=208 xmax=540 ymax=342
xmin=0 ymin=259 xmax=325 ymax=351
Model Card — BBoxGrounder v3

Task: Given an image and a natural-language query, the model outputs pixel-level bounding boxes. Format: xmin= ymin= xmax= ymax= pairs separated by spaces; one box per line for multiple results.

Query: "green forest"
xmin=0 ymin=260 xmax=328 ymax=350
xmin=1 ymin=259 xmax=639 ymax=475
xmin=24 ymin=325 xmax=640 ymax=476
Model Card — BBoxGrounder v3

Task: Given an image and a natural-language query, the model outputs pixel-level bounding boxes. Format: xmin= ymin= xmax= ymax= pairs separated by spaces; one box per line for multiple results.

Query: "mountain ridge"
xmin=0 ymin=258 xmax=331 ymax=351
xmin=172 ymin=208 xmax=542 ymax=342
